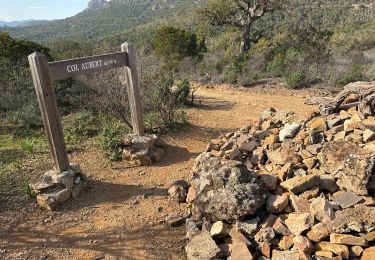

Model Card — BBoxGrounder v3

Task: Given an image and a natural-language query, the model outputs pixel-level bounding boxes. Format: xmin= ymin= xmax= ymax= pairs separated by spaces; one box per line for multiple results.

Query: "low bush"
xmin=100 ymin=121 xmax=125 ymax=162
xmin=63 ymin=111 xmax=101 ymax=151
xmin=151 ymin=76 xmax=191 ymax=127
xmin=63 ymin=111 xmax=100 ymax=138
xmin=6 ymin=103 xmax=43 ymax=135
xmin=335 ymin=64 xmax=365 ymax=87
xmin=285 ymin=69 xmax=305 ymax=89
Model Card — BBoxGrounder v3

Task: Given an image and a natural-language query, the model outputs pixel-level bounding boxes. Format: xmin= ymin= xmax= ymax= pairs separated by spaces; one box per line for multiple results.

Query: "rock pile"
xmin=182 ymin=106 xmax=375 ymax=259
xmin=31 ymin=163 xmax=87 ymax=211
xmin=122 ymin=134 xmax=166 ymax=165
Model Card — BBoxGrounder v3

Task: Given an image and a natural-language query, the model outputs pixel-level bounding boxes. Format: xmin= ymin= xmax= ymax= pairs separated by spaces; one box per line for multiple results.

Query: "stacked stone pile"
xmin=31 ymin=163 xmax=87 ymax=211
xmin=122 ymin=134 xmax=166 ymax=165
xmin=178 ymin=106 xmax=375 ymax=259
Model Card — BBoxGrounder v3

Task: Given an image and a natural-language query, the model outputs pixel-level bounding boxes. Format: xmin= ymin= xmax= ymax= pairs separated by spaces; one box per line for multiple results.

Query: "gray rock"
xmin=186 ymin=231 xmax=220 ymax=260
xmin=168 ymin=184 xmax=187 ymax=203
xmin=191 ymin=153 xmax=266 ymax=222
xmin=319 ymin=174 xmax=338 ymax=193
xmin=259 ymin=107 xmax=276 ymax=123
xmin=329 ymin=205 xmax=375 ymax=233
xmin=279 ymin=123 xmax=301 ymax=142
xmin=254 ymin=227 xmax=275 ymax=243
xmin=332 ymin=191 xmax=363 ymax=209
xmin=236 ymin=217 xmax=260 ymax=236
xmin=319 ymin=140 xmax=375 ymax=195
xmin=72 ymin=181 xmax=85 ymax=199
xmin=240 ymin=141 xmax=259 ymax=153
xmin=310 ymin=196 xmax=335 ymax=224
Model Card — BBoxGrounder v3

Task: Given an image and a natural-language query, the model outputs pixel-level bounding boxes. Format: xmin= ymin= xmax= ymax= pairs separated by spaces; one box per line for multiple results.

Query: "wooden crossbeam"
xmin=28 ymin=42 xmax=144 ymax=172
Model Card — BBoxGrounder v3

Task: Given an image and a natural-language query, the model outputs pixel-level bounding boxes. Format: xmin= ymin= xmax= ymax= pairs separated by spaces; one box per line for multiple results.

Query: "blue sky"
xmin=0 ymin=0 xmax=88 ymax=21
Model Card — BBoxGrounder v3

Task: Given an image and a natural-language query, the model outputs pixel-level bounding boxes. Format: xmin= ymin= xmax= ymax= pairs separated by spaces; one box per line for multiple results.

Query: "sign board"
xmin=28 ymin=42 xmax=144 ymax=172
xmin=49 ymin=52 xmax=129 ymax=80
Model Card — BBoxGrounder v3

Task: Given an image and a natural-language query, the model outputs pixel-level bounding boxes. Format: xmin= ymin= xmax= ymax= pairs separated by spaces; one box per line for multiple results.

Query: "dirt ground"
xmin=0 ymin=83 xmax=320 ymax=260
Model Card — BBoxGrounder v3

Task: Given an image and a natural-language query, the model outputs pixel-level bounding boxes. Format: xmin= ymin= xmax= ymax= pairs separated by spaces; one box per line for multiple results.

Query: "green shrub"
xmin=267 ymin=54 xmax=284 ymax=77
xmin=63 ymin=111 xmax=100 ymax=152
xmin=153 ymin=26 xmax=205 ymax=60
xmin=6 ymin=103 xmax=43 ymax=135
xmin=336 ymin=64 xmax=365 ymax=87
xmin=153 ymin=76 xmax=190 ymax=127
xmin=223 ymin=69 xmax=239 ymax=84
xmin=285 ymin=69 xmax=305 ymax=89
xmin=64 ymin=111 xmax=100 ymax=138
xmin=175 ymin=79 xmax=191 ymax=105
xmin=100 ymin=122 xmax=124 ymax=162
xmin=166 ymin=110 xmax=188 ymax=132
xmin=144 ymin=112 xmax=161 ymax=130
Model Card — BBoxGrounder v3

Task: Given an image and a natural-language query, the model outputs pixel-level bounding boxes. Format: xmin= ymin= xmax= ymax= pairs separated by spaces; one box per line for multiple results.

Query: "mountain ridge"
xmin=0 ymin=19 xmax=47 ymax=27
xmin=0 ymin=0 xmax=206 ymax=44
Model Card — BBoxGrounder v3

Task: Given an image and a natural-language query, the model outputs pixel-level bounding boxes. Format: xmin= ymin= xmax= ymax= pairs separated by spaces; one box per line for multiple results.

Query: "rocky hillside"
xmin=0 ymin=0 xmax=206 ymax=44
xmin=87 ymin=0 xmax=108 ymax=10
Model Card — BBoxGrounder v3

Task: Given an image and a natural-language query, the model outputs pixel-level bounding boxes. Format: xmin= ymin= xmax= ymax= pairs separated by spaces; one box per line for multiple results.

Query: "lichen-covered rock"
xmin=191 ymin=153 xmax=267 ymax=222
xmin=329 ymin=205 xmax=375 ymax=233
xmin=319 ymin=140 xmax=375 ymax=195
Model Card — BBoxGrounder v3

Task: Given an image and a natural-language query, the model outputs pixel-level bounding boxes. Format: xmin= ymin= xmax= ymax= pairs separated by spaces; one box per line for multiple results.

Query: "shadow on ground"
xmin=3 ymin=222 xmax=185 ymax=259
xmin=191 ymin=94 xmax=235 ymax=111
xmin=60 ymin=180 xmax=168 ymax=212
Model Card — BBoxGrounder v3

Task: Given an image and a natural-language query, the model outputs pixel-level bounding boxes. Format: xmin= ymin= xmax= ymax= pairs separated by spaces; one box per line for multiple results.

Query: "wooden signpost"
xmin=28 ymin=42 xmax=144 ymax=173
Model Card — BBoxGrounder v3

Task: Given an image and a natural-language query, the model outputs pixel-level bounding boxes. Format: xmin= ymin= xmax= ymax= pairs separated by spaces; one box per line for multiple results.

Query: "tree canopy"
xmin=0 ymin=32 xmax=50 ymax=62
xmin=153 ymin=26 xmax=205 ymax=60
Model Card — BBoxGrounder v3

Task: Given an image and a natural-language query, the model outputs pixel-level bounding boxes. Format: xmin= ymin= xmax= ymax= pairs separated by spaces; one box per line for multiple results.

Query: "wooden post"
xmin=28 ymin=52 xmax=70 ymax=172
xmin=121 ymin=42 xmax=145 ymax=136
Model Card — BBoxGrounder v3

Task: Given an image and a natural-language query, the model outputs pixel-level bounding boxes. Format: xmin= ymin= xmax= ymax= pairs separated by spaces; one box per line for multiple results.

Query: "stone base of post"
xmin=30 ymin=163 xmax=87 ymax=211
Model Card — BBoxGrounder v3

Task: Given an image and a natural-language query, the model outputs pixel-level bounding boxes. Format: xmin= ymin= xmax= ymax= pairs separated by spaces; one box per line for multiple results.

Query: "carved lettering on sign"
xmin=66 ymin=60 xmax=106 ymax=73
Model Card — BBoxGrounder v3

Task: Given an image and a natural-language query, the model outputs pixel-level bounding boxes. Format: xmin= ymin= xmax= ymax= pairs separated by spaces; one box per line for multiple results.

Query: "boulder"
xmin=290 ymin=194 xmax=310 ymax=213
xmin=254 ymin=227 xmax=275 ymax=243
xmin=273 ymin=217 xmax=292 ymax=236
xmin=307 ymin=117 xmax=327 ymax=133
xmin=271 ymin=250 xmax=301 ymax=260
xmin=168 ymin=183 xmax=188 ymax=203
xmin=267 ymin=148 xmax=302 ymax=165
xmin=191 ymin=153 xmax=266 ymax=222
xmin=278 ymin=235 xmax=294 ymax=250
